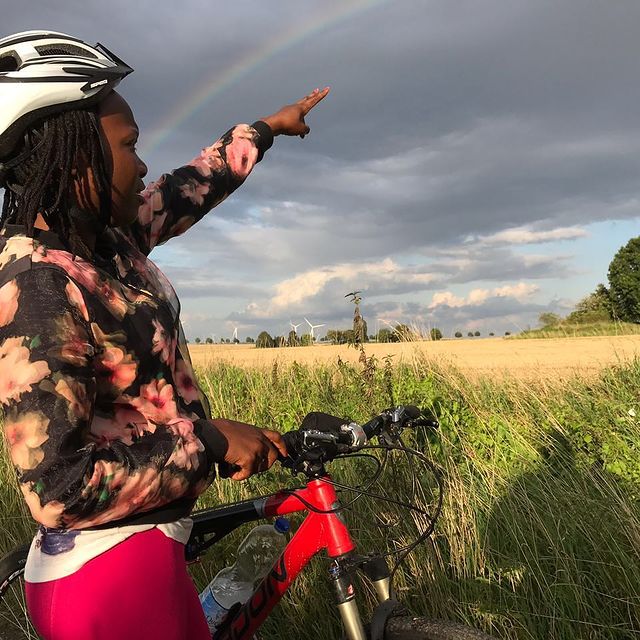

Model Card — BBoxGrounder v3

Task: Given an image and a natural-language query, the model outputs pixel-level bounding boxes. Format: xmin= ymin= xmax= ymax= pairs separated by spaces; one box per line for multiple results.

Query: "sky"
xmin=2 ymin=0 xmax=640 ymax=342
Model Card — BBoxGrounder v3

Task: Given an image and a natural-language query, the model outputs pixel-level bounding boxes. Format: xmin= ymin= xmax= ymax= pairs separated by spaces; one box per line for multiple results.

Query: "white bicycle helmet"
xmin=0 ymin=30 xmax=133 ymax=161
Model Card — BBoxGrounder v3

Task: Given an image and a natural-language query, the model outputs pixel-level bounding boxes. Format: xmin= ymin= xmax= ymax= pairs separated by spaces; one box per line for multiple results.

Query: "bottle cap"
xmin=274 ymin=517 xmax=290 ymax=534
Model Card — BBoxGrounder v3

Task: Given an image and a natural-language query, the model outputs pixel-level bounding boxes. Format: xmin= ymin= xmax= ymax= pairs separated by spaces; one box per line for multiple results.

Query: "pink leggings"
xmin=25 ymin=527 xmax=211 ymax=640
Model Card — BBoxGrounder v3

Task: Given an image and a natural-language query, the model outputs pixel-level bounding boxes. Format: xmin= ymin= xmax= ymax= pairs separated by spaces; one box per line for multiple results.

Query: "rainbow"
xmin=140 ymin=0 xmax=387 ymax=155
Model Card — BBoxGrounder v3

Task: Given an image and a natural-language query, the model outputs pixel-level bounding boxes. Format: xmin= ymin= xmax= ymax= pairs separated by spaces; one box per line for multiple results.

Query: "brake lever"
xmin=409 ymin=418 xmax=440 ymax=429
xmin=377 ymin=406 xmax=438 ymax=444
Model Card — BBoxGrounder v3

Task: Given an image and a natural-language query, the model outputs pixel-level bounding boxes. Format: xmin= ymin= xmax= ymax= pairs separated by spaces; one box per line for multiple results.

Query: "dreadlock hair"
xmin=0 ymin=108 xmax=112 ymax=261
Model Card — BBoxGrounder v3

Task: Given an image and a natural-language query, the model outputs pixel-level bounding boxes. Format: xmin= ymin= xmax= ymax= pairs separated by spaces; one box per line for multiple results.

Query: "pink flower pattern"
xmin=127 ymin=378 xmax=179 ymax=425
xmin=0 ymin=280 xmax=19 ymax=327
xmin=32 ymin=248 xmax=99 ymax=294
xmin=0 ymin=119 xmax=271 ymax=528
xmin=151 ymin=318 xmax=177 ymax=371
xmin=0 ymin=336 xmax=50 ymax=405
xmin=51 ymin=313 xmax=93 ymax=367
xmin=91 ymin=324 xmax=138 ymax=396
xmin=191 ymin=141 xmax=225 ymax=177
xmin=64 ymin=280 xmax=89 ymax=322
xmin=54 ymin=378 xmax=90 ymax=420
xmin=174 ymin=357 xmax=200 ymax=404
xmin=225 ymin=125 xmax=259 ymax=179
xmin=3 ymin=410 xmax=50 ymax=471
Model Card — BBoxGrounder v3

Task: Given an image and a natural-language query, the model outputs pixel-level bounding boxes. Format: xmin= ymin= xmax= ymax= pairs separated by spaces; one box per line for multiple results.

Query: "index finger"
xmin=262 ymin=429 xmax=288 ymax=458
xmin=299 ymin=86 xmax=330 ymax=114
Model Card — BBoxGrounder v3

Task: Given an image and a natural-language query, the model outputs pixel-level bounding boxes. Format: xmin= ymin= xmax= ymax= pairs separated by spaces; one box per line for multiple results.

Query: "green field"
xmin=1 ymin=353 xmax=640 ymax=639
xmin=512 ymin=321 xmax=640 ymax=339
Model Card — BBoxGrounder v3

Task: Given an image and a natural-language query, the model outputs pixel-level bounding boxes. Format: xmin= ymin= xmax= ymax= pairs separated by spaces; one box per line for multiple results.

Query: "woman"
xmin=0 ymin=30 xmax=328 ymax=639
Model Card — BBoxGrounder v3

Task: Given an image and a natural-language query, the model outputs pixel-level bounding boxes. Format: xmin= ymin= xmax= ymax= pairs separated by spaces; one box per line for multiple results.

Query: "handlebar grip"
xmin=404 ymin=405 xmax=421 ymax=419
xmin=281 ymin=430 xmax=302 ymax=459
xmin=361 ymin=415 xmax=384 ymax=439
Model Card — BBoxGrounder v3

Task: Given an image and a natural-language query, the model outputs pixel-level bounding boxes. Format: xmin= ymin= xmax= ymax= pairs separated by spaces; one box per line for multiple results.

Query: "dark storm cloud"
xmin=3 ymin=0 xmax=640 ymax=338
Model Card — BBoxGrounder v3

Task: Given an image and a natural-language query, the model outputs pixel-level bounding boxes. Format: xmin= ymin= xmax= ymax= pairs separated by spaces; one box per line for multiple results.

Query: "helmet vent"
xmin=0 ymin=53 xmax=19 ymax=72
xmin=36 ymin=44 xmax=97 ymax=59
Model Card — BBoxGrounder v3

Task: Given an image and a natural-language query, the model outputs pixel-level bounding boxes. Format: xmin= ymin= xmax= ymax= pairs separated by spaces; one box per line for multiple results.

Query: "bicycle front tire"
xmin=385 ymin=616 xmax=494 ymax=640
xmin=0 ymin=543 xmax=38 ymax=640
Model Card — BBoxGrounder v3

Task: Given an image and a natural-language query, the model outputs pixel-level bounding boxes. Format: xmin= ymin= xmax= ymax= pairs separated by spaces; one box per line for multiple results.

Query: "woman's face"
xmin=96 ymin=91 xmax=148 ymax=227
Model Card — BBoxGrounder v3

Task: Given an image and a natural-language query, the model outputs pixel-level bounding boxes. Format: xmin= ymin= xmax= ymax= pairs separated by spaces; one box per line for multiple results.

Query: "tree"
xmin=256 ymin=331 xmax=274 ymax=348
xmin=394 ymin=324 xmax=416 ymax=341
xmin=300 ymin=333 xmax=312 ymax=346
xmin=608 ymin=238 xmax=640 ymax=322
xmin=205 ymin=337 xmax=213 ymax=344
xmin=195 ymin=337 xmax=201 ymax=344
xmin=327 ymin=329 xmax=359 ymax=345
xmin=566 ymin=283 xmax=613 ymax=324
xmin=376 ymin=328 xmax=393 ymax=343
xmin=474 ymin=331 xmax=481 ymax=337
xmin=467 ymin=332 xmax=474 ymax=337
xmin=505 ymin=331 xmax=511 ymax=336
xmin=538 ymin=312 xmax=561 ymax=328
xmin=454 ymin=331 xmax=463 ymax=338
xmin=430 ymin=327 xmax=442 ymax=341
xmin=245 ymin=336 xmax=254 ymax=343
xmin=287 ymin=330 xmax=299 ymax=347
xmin=489 ymin=332 xmax=494 ymax=337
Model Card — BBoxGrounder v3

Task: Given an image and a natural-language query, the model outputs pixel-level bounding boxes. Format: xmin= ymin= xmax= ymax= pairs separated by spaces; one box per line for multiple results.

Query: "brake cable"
xmin=279 ymin=452 xmax=385 ymax=514
xmin=330 ymin=441 xmax=443 ymax=579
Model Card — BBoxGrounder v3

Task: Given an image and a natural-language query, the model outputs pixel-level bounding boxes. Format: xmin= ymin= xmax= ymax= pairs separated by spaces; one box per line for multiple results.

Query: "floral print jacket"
xmin=0 ymin=121 xmax=273 ymax=530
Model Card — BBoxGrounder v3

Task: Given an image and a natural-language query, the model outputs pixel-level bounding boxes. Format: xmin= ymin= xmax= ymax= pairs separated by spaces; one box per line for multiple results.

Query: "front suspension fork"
xmin=331 ymin=556 xmax=393 ymax=640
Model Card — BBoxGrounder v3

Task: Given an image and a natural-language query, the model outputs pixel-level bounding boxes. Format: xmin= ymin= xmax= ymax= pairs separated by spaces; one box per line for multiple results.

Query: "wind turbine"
xmin=290 ymin=321 xmax=301 ymax=333
xmin=304 ymin=317 xmax=325 ymax=342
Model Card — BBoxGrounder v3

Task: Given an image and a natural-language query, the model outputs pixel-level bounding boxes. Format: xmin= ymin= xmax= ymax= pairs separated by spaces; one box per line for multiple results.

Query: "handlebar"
xmin=280 ymin=405 xmax=438 ymax=474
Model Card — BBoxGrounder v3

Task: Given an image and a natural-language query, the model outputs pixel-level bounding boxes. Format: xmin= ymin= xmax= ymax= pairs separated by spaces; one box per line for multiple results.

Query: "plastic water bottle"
xmin=199 ymin=517 xmax=290 ymax=634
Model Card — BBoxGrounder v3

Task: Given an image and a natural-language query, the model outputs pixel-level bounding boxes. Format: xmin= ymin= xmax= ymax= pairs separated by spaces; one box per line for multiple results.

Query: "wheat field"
xmin=188 ymin=335 xmax=640 ymax=379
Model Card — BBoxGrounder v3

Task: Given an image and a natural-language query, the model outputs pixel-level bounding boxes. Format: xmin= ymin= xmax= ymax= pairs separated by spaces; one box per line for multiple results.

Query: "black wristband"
xmin=251 ymin=120 xmax=275 ymax=161
xmin=194 ymin=419 xmax=229 ymax=463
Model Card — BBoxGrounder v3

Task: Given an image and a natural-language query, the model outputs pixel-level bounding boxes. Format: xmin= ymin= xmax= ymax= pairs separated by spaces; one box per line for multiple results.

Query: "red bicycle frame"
xmin=213 ymin=475 xmax=386 ymax=640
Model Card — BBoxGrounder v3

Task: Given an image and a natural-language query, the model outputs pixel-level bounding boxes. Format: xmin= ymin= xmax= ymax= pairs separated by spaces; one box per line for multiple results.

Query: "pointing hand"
xmin=260 ymin=87 xmax=330 ymax=138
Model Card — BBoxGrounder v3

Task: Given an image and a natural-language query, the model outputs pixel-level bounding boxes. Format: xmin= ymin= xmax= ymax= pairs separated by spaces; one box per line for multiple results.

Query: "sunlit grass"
xmin=1 ymin=354 xmax=639 ymax=639
xmin=512 ymin=321 xmax=640 ymax=339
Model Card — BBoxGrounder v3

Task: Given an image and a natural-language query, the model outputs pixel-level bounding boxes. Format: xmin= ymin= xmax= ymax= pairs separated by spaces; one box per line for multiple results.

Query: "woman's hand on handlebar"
xmin=211 ymin=418 xmax=287 ymax=481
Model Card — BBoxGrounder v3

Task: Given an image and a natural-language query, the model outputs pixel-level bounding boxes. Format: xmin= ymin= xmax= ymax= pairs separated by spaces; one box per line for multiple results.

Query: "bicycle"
xmin=0 ymin=405 xmax=493 ymax=639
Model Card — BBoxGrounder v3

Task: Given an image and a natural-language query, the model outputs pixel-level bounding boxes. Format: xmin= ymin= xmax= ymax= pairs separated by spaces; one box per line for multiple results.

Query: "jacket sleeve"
xmin=0 ymin=266 xmax=226 ymax=529
xmin=127 ymin=121 xmax=274 ymax=256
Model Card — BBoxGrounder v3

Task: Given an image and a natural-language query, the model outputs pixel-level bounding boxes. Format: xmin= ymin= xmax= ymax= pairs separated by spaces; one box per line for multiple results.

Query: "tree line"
xmin=539 ymin=236 xmax=640 ymax=328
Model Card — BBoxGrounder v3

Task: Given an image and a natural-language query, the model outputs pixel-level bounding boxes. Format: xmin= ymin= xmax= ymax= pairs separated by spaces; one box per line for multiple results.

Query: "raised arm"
xmin=127 ymin=87 xmax=330 ymax=256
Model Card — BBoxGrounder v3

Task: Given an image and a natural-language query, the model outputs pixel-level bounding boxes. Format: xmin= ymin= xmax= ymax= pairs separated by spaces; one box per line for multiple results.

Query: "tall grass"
xmin=1 ymin=353 xmax=639 ymax=639
xmin=512 ymin=321 xmax=640 ymax=339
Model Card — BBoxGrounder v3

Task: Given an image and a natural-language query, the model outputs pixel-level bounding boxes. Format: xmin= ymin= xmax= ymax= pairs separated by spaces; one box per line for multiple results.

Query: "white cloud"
xmin=473 ymin=225 xmax=589 ymax=245
xmin=243 ymin=258 xmax=438 ymax=319
xmin=429 ymin=282 xmax=539 ymax=309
